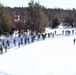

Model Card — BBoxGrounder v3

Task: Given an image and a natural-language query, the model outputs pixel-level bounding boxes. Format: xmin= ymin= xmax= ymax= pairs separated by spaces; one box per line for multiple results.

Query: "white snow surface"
xmin=0 ymin=35 xmax=76 ymax=75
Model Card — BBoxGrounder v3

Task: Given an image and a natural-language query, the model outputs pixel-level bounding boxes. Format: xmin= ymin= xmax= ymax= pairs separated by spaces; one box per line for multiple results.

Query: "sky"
xmin=0 ymin=0 xmax=76 ymax=9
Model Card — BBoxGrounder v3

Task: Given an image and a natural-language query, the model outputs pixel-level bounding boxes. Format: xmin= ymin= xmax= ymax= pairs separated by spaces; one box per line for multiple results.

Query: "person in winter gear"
xmin=73 ymin=38 xmax=76 ymax=45
xmin=13 ymin=39 xmax=16 ymax=46
xmin=18 ymin=41 xmax=20 ymax=47
xmin=0 ymin=45 xmax=3 ymax=54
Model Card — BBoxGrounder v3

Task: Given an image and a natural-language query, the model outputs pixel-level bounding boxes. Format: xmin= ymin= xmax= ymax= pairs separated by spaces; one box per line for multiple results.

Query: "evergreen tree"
xmin=0 ymin=3 xmax=13 ymax=35
xmin=51 ymin=17 xmax=59 ymax=28
xmin=26 ymin=0 xmax=49 ymax=33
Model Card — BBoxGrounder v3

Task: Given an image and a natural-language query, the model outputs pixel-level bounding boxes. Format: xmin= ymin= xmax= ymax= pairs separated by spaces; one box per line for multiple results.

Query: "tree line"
xmin=0 ymin=0 xmax=76 ymax=36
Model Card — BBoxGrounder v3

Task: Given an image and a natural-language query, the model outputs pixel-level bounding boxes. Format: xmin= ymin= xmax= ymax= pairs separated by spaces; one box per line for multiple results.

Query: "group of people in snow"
xmin=0 ymin=29 xmax=75 ymax=54
xmin=0 ymin=32 xmax=55 ymax=54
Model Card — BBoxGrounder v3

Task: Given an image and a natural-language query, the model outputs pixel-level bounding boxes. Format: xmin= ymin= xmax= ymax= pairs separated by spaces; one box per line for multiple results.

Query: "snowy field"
xmin=0 ymin=28 xmax=76 ymax=75
xmin=0 ymin=34 xmax=76 ymax=75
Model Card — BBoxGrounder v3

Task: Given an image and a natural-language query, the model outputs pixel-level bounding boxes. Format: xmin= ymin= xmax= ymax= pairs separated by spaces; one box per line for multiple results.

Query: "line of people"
xmin=0 ymin=29 xmax=76 ymax=54
xmin=0 ymin=32 xmax=54 ymax=54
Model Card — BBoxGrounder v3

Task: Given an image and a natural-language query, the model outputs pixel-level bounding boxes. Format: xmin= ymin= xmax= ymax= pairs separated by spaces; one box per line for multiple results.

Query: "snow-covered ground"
xmin=0 ymin=33 xmax=76 ymax=75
